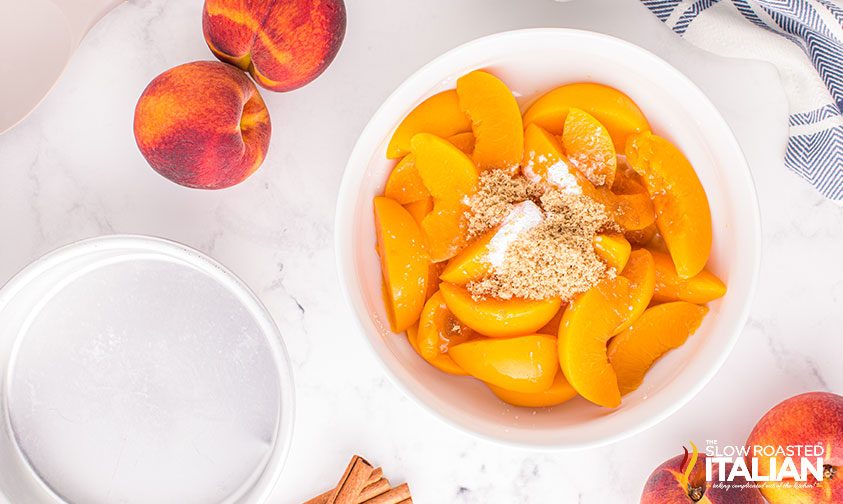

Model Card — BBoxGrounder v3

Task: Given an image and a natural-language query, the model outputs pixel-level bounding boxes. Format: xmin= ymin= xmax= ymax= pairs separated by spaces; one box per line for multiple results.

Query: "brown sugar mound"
xmin=465 ymin=170 xmax=543 ymax=239
xmin=465 ymin=170 xmax=617 ymax=301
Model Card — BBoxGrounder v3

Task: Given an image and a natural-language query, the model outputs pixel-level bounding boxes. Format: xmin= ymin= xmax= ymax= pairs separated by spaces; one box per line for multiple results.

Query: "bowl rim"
xmin=335 ymin=28 xmax=762 ymax=451
xmin=0 ymin=234 xmax=295 ymax=502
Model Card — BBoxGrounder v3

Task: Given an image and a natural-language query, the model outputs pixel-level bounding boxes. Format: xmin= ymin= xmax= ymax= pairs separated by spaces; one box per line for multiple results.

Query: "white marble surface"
xmin=1 ymin=0 xmax=842 ymax=502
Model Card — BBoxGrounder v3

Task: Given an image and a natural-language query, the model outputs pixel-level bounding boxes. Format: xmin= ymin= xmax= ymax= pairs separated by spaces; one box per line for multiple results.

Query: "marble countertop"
xmin=1 ymin=0 xmax=841 ymax=502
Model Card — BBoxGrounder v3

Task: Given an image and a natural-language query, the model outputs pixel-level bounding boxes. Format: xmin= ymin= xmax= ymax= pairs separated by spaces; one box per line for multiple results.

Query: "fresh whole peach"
xmin=641 ymin=452 xmax=764 ymax=503
xmin=133 ymin=61 xmax=271 ymax=189
xmin=202 ymin=0 xmax=346 ymax=92
xmin=746 ymin=392 xmax=843 ymax=503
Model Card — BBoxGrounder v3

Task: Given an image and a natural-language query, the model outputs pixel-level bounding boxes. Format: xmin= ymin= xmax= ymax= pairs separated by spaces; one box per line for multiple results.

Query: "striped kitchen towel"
xmin=641 ymin=0 xmax=843 ymax=201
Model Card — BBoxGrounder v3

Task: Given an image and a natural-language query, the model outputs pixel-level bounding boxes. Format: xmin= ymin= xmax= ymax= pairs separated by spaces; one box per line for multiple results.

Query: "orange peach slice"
xmin=404 ymin=197 xmax=433 ymax=225
xmin=410 ymin=133 xmax=477 ymax=262
xmin=562 ymin=108 xmax=617 ymax=187
xmin=487 ymin=372 xmax=577 ymax=408
xmin=538 ymin=304 xmax=566 ymax=336
xmin=407 ymin=323 xmax=421 ymax=352
xmin=522 ymin=123 xmax=612 ymax=203
xmin=650 ymin=250 xmax=726 ymax=304
xmin=522 ymin=123 xmax=582 ymax=191
xmin=522 ymin=122 xmax=562 ymax=175
xmin=607 ymin=167 xmax=656 ymax=231
xmin=593 ymin=233 xmax=632 ymax=272
xmin=374 ymin=196 xmax=429 ymax=332
xmin=439 ymin=283 xmax=562 ymax=338
xmin=625 ymin=223 xmax=658 ymax=246
xmin=522 ymin=123 xmax=616 ymax=204
xmin=411 ymin=132 xmax=479 ymax=201
xmin=626 ymin=132 xmax=712 ymax=279
xmin=608 ymin=302 xmax=708 ymax=394
xmin=449 ymin=335 xmax=558 ymax=393
xmin=384 ymin=155 xmax=429 ymax=205
xmin=440 ymin=228 xmax=496 ymax=284
xmin=421 ymin=201 xmax=469 ymax=262
xmin=407 ymin=323 xmax=466 ymax=376
xmin=521 ymin=124 xmax=652 ymax=231
xmin=439 ymin=200 xmax=543 ymax=284
xmin=457 ymin=70 xmax=524 ymax=171
xmin=607 ymin=169 xmax=655 ymax=231
xmin=614 ymin=249 xmax=656 ymax=335
xmin=523 ymin=83 xmax=650 ymax=148
xmin=447 ymin=132 xmax=476 ymax=154
xmin=558 ymin=275 xmax=632 ymax=408
xmin=387 ymin=90 xmax=471 ymax=159
xmin=385 ymin=132 xmax=474 ymax=205
xmin=612 ymin=166 xmax=646 ymax=193
xmin=417 ymin=291 xmax=474 ymax=361
xmin=608 ymin=192 xmax=656 ymax=232
xmin=425 ymin=261 xmax=446 ymax=301
xmin=522 ymin=125 xmax=642 ymax=230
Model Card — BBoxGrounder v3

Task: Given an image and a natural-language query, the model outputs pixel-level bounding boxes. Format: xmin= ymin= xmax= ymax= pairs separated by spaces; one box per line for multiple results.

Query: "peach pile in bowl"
xmin=336 ymin=29 xmax=761 ymax=449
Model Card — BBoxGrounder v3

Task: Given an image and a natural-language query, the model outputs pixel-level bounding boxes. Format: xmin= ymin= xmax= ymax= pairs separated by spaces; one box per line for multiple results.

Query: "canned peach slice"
xmin=626 ymin=132 xmax=712 ymax=279
xmin=487 ymin=371 xmax=577 ymax=408
xmin=650 ymin=250 xmax=726 ymax=304
xmin=439 ymin=282 xmax=562 ymax=338
xmin=385 ymin=154 xmax=429 ymax=205
xmin=440 ymin=228 xmax=496 ymax=285
xmin=421 ymin=201 xmax=469 ymax=263
xmin=417 ymin=291 xmax=473 ymax=360
xmin=609 ymin=302 xmax=708 ymax=395
xmin=412 ymin=132 xmax=478 ymax=201
xmin=558 ymin=275 xmax=632 ymax=408
xmin=523 ymin=82 xmax=650 ymax=149
xmin=457 ymin=70 xmax=524 ymax=171
xmin=613 ymin=248 xmax=656 ymax=335
xmin=593 ymin=233 xmax=632 ymax=272
xmin=562 ymin=108 xmax=617 ymax=187
xmin=374 ymin=196 xmax=429 ymax=332
xmin=387 ymin=90 xmax=471 ymax=159
xmin=450 ymin=334 xmax=558 ymax=394
xmin=406 ymin=322 xmax=466 ymax=376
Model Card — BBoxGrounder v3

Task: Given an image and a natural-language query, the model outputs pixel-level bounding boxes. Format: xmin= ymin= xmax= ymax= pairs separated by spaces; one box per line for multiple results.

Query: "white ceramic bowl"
xmin=336 ymin=29 xmax=761 ymax=449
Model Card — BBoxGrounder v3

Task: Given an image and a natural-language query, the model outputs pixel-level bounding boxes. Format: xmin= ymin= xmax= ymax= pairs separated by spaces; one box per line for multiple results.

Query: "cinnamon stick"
xmin=304 ymin=468 xmax=385 ymax=504
xmin=367 ymin=467 xmax=383 ymax=485
xmin=327 ymin=455 xmax=374 ymax=504
xmin=302 ymin=456 xmax=412 ymax=504
xmin=360 ymin=483 xmax=411 ymax=504
xmin=303 ymin=492 xmax=332 ymax=504
xmin=358 ymin=478 xmax=391 ymax=501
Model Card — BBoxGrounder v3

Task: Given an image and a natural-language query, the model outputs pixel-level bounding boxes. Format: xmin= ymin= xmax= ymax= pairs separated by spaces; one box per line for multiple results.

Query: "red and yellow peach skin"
xmin=203 ymin=0 xmax=346 ymax=92
xmin=641 ymin=453 xmax=765 ymax=503
xmin=745 ymin=392 xmax=843 ymax=504
xmin=133 ymin=61 xmax=271 ymax=189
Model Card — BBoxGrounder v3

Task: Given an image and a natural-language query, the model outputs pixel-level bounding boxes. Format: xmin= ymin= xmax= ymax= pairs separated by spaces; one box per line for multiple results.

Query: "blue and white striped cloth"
xmin=641 ymin=0 xmax=843 ymax=201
